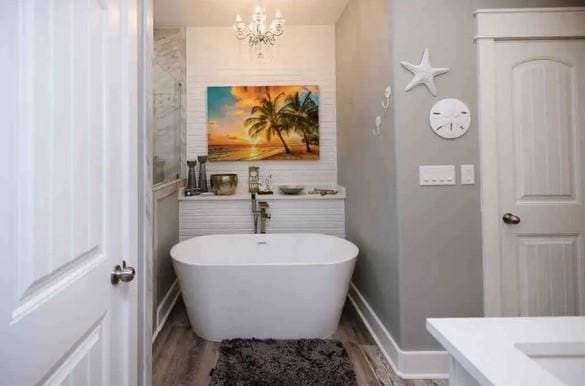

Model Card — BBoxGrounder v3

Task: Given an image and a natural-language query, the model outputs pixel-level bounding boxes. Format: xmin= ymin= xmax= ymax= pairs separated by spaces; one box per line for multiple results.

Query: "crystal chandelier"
xmin=233 ymin=1 xmax=285 ymax=56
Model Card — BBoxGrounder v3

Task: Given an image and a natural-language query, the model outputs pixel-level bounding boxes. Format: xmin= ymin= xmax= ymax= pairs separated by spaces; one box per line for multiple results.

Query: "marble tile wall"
xmin=153 ymin=28 xmax=186 ymax=185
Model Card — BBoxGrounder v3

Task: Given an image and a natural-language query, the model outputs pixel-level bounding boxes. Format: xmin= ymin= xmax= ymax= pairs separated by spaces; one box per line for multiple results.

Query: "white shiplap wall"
xmin=179 ymin=197 xmax=346 ymax=240
xmin=186 ymin=26 xmax=337 ymax=193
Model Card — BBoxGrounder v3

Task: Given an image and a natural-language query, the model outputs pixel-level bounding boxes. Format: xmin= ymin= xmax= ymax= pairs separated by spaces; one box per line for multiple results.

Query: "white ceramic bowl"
xmin=279 ymin=185 xmax=305 ymax=195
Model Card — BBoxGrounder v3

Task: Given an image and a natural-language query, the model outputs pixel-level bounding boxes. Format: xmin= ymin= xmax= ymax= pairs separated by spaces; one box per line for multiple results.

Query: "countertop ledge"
xmin=178 ymin=185 xmax=346 ymax=201
xmin=427 ymin=316 xmax=585 ymax=386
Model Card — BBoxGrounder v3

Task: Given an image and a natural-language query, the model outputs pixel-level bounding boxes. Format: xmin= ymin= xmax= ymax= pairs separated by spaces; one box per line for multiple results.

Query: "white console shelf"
xmin=178 ymin=186 xmax=346 ymax=240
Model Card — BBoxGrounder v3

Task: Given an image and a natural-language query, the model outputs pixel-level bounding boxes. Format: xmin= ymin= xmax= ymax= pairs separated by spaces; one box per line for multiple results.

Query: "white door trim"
xmin=476 ymin=8 xmax=585 ymax=316
xmin=138 ymin=0 xmax=154 ymax=385
xmin=475 ymin=7 xmax=585 ymax=41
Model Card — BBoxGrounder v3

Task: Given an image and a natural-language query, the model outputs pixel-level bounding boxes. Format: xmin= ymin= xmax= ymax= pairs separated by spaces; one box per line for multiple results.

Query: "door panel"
xmin=518 ymin=236 xmax=580 ymax=316
xmin=0 ymin=0 xmax=137 ymax=385
xmin=43 ymin=320 xmax=106 ymax=386
xmin=15 ymin=0 xmax=108 ymax=319
xmin=496 ymin=40 xmax=585 ymax=316
xmin=513 ymin=59 xmax=576 ymax=200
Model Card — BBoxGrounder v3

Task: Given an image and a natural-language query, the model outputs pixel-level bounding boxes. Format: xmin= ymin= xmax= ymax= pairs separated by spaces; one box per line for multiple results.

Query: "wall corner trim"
xmin=347 ymin=283 xmax=449 ymax=379
xmin=152 ymin=279 xmax=181 ymax=343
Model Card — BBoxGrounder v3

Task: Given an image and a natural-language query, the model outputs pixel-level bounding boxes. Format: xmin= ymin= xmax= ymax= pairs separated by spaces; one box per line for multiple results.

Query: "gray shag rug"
xmin=209 ymin=339 xmax=358 ymax=386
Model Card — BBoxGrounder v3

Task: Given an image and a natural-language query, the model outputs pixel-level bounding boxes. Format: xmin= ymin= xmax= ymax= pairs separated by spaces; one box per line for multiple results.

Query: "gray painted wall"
xmin=336 ymin=0 xmax=401 ymax=341
xmin=392 ymin=0 xmax=585 ymax=351
xmin=337 ymin=0 xmax=585 ymax=351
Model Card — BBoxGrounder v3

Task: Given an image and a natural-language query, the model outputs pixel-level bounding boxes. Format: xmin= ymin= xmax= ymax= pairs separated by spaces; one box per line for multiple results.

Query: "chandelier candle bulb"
xmin=233 ymin=0 xmax=286 ymax=56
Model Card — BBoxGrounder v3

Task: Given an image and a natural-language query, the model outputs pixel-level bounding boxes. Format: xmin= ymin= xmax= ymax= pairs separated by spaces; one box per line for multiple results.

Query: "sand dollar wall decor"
xmin=429 ymin=98 xmax=471 ymax=139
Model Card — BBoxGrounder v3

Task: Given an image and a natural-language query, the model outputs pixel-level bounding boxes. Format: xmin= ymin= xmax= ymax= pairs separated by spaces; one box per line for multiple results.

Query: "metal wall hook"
xmin=373 ymin=85 xmax=391 ymax=136
xmin=373 ymin=116 xmax=382 ymax=136
xmin=381 ymin=86 xmax=392 ymax=110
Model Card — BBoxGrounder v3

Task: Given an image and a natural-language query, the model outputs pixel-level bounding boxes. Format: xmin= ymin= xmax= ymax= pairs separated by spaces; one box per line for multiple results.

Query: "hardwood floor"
xmin=153 ymin=299 xmax=448 ymax=386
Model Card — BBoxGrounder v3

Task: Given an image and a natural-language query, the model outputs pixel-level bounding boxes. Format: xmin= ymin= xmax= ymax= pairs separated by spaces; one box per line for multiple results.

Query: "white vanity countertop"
xmin=427 ymin=317 xmax=585 ymax=385
xmin=178 ymin=185 xmax=346 ymax=201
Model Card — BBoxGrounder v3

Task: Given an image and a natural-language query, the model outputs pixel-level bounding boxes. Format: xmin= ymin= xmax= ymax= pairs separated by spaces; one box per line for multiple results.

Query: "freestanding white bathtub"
xmin=170 ymin=233 xmax=358 ymax=341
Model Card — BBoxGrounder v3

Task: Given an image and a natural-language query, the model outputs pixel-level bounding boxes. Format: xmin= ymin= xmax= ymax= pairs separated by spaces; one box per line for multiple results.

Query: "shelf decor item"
xmin=400 ymin=48 xmax=449 ymax=96
xmin=258 ymin=174 xmax=273 ymax=195
xmin=249 ymin=166 xmax=260 ymax=194
xmin=197 ymin=155 xmax=208 ymax=193
xmin=210 ymin=174 xmax=239 ymax=196
xmin=208 ymin=85 xmax=320 ymax=161
xmin=185 ymin=160 xmax=200 ymax=196
xmin=278 ymin=185 xmax=304 ymax=195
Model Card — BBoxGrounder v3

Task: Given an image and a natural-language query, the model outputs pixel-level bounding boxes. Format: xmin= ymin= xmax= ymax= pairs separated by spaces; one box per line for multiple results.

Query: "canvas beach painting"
xmin=207 ymin=85 xmax=320 ymax=161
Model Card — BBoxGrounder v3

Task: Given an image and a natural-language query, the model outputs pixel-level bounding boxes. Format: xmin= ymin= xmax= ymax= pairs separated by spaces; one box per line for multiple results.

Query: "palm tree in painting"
xmin=282 ymin=91 xmax=319 ymax=153
xmin=244 ymin=92 xmax=292 ymax=154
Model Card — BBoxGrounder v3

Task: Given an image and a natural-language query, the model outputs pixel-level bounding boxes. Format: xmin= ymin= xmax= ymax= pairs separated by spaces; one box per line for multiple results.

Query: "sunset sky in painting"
xmin=207 ymin=85 xmax=319 ymax=147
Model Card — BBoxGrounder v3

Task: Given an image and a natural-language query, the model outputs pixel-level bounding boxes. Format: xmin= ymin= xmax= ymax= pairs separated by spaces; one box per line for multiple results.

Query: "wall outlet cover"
xmin=461 ymin=164 xmax=475 ymax=185
xmin=419 ymin=165 xmax=456 ymax=186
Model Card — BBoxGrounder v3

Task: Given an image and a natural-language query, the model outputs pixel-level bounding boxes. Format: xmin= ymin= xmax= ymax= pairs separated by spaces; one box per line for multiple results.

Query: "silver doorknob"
xmin=111 ymin=261 xmax=136 ymax=285
xmin=502 ymin=213 xmax=521 ymax=225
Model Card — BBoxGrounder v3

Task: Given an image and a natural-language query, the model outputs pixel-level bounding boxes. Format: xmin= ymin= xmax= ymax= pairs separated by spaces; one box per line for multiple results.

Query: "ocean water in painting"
xmin=207 ymin=85 xmax=320 ymax=161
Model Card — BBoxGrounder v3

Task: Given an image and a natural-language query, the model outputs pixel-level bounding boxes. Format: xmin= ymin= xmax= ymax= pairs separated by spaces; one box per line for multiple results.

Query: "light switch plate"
xmin=419 ymin=165 xmax=456 ymax=186
xmin=461 ymin=164 xmax=475 ymax=185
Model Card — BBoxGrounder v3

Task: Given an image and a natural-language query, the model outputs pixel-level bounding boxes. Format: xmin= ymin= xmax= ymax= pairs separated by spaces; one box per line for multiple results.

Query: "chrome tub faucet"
xmin=251 ymin=193 xmax=271 ymax=234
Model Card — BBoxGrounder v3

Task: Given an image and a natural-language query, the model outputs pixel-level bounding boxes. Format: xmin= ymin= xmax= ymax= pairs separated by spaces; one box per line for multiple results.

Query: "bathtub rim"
xmin=170 ymin=233 xmax=359 ymax=267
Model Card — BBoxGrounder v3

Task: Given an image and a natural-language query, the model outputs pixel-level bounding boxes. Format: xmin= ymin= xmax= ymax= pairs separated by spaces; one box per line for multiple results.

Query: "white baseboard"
xmin=347 ymin=283 xmax=449 ymax=379
xmin=152 ymin=279 xmax=181 ymax=343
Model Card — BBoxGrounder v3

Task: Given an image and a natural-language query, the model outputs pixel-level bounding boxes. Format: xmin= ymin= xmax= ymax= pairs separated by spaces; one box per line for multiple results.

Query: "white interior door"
xmin=494 ymin=40 xmax=585 ymax=316
xmin=0 ymin=0 xmax=139 ymax=385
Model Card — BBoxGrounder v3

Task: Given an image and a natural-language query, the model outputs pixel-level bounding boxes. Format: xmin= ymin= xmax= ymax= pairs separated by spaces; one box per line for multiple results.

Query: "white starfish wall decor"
xmin=400 ymin=48 xmax=449 ymax=96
